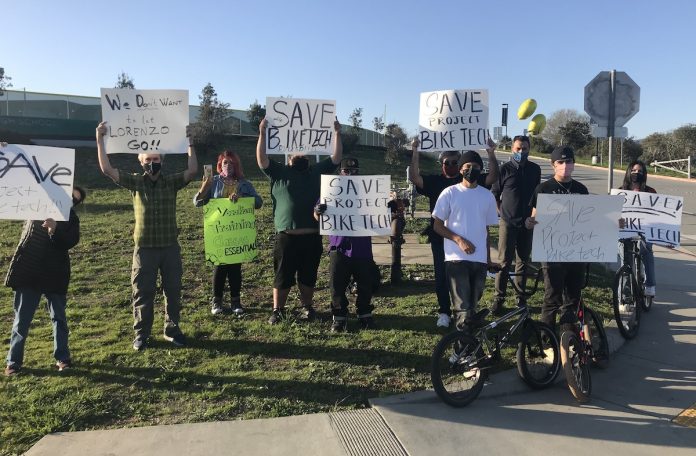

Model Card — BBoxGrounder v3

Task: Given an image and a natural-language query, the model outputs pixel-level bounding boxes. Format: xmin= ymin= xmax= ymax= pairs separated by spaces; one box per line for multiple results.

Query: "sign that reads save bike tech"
xmin=100 ymin=88 xmax=189 ymax=155
xmin=610 ymin=189 xmax=683 ymax=247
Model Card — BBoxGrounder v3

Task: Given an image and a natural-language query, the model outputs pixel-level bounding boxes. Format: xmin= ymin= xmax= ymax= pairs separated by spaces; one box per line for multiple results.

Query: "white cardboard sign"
xmin=265 ymin=97 xmax=336 ymax=156
xmin=418 ymin=89 xmax=490 ymax=152
xmin=100 ymin=88 xmax=189 ymax=155
xmin=532 ymin=194 xmax=624 ymax=262
xmin=319 ymin=175 xmax=392 ymax=236
xmin=610 ymin=189 xmax=683 ymax=247
xmin=0 ymin=144 xmax=75 ymax=221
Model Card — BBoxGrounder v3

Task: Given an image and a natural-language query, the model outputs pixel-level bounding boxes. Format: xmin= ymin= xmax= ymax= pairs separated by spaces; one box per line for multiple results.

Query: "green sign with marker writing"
xmin=203 ymin=197 xmax=257 ymax=265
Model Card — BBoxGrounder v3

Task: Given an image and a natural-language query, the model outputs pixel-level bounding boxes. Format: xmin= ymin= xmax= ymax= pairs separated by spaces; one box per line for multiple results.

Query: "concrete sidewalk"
xmin=27 ymin=247 xmax=696 ymax=455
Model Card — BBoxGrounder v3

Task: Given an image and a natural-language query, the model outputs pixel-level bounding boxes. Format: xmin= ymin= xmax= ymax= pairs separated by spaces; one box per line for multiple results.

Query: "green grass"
xmin=0 ymin=139 xmax=614 ymax=455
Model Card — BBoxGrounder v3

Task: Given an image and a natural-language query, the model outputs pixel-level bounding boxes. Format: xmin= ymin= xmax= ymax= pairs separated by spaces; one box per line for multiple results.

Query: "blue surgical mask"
xmin=512 ymin=152 xmax=528 ymax=163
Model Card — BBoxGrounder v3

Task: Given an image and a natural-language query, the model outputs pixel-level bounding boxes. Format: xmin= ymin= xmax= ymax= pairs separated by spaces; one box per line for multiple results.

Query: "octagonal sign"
xmin=584 ymin=71 xmax=640 ymax=127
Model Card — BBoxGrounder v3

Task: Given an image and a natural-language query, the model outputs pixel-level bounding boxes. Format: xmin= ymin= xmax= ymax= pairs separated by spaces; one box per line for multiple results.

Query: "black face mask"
xmin=143 ymin=162 xmax=162 ymax=175
xmin=462 ymin=167 xmax=481 ymax=183
xmin=290 ymin=157 xmax=309 ymax=171
xmin=630 ymin=172 xmax=645 ymax=183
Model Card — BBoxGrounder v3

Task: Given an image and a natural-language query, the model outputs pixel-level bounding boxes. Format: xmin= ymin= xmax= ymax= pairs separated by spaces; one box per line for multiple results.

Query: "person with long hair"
xmin=194 ymin=151 xmax=263 ymax=315
xmin=619 ymin=160 xmax=657 ymax=298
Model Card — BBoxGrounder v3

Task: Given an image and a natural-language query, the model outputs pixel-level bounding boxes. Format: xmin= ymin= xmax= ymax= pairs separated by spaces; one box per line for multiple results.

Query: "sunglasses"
xmin=443 ymin=160 xmax=459 ymax=166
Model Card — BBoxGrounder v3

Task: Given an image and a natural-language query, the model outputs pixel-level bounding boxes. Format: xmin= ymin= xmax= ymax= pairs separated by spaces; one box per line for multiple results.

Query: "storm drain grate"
xmin=329 ymin=408 xmax=408 ymax=456
xmin=673 ymin=402 xmax=696 ymax=428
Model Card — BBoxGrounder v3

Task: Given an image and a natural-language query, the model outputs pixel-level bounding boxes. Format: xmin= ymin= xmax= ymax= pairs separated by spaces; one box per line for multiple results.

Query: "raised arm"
xmin=409 ymin=138 xmax=424 ymax=189
xmin=96 ymin=121 xmax=120 ymax=183
xmin=183 ymin=128 xmax=198 ymax=183
xmin=484 ymin=137 xmax=499 ymax=188
xmin=331 ymin=119 xmax=342 ymax=165
xmin=256 ymin=118 xmax=270 ymax=169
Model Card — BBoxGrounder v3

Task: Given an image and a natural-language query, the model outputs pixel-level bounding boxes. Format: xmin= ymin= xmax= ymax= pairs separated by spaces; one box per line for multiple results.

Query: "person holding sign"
xmin=194 ymin=151 xmax=263 ymax=315
xmin=525 ymin=146 xmax=588 ymax=333
xmin=4 ymin=185 xmax=86 ymax=376
xmin=490 ymin=135 xmax=541 ymax=316
xmin=409 ymin=138 xmax=499 ymax=328
xmin=618 ymin=160 xmax=657 ymax=297
xmin=431 ymin=151 xmax=499 ymax=330
xmin=257 ymin=117 xmax=342 ymax=325
xmin=314 ymin=158 xmax=377 ymax=332
xmin=96 ymin=121 xmax=198 ymax=351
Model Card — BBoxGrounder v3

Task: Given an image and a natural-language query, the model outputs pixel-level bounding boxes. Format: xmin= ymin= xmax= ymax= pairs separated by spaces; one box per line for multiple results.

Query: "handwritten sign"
xmin=610 ymin=189 xmax=683 ymax=247
xmin=418 ymin=89 xmax=490 ymax=152
xmin=319 ymin=175 xmax=392 ymax=236
xmin=265 ymin=97 xmax=336 ymax=156
xmin=0 ymin=144 xmax=74 ymax=221
xmin=532 ymin=194 xmax=623 ymax=263
xmin=203 ymin=198 xmax=257 ymax=265
xmin=100 ymin=88 xmax=189 ymax=155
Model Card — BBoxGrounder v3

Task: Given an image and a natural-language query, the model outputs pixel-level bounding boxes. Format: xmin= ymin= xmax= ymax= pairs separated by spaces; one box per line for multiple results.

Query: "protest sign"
xmin=265 ymin=97 xmax=336 ymax=156
xmin=203 ymin=198 xmax=257 ymax=265
xmin=319 ymin=175 xmax=391 ymax=236
xmin=610 ymin=189 xmax=683 ymax=247
xmin=531 ymin=194 xmax=623 ymax=263
xmin=418 ymin=89 xmax=490 ymax=152
xmin=0 ymin=144 xmax=74 ymax=221
xmin=100 ymin=88 xmax=189 ymax=155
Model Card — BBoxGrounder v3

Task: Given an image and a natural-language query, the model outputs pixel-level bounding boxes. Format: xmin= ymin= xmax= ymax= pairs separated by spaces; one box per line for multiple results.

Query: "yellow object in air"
xmin=528 ymin=114 xmax=546 ymax=135
xmin=517 ymin=98 xmax=537 ymax=120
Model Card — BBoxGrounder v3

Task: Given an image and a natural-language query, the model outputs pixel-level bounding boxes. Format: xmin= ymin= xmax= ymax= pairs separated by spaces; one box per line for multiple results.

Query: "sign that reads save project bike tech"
xmin=610 ymin=189 xmax=683 ymax=247
xmin=265 ymin=97 xmax=336 ymax=155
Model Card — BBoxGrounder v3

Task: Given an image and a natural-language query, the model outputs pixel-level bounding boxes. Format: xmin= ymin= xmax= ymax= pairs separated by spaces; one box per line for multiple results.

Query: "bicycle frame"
xmin=619 ymin=236 xmax=646 ymax=303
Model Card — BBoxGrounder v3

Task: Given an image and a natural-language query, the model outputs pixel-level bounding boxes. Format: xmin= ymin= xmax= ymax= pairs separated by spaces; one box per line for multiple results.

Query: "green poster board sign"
xmin=203 ymin=197 xmax=257 ymax=265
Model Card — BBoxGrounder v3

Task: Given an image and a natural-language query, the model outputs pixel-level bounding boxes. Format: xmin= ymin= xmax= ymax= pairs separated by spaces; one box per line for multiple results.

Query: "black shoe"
xmin=359 ymin=316 xmax=376 ymax=330
xmin=56 ymin=359 xmax=72 ymax=371
xmin=132 ymin=336 xmax=148 ymax=351
xmin=331 ymin=319 xmax=347 ymax=332
xmin=210 ymin=297 xmax=224 ymax=315
xmin=299 ymin=306 xmax=317 ymax=322
xmin=268 ymin=308 xmax=286 ymax=325
xmin=4 ymin=363 xmax=21 ymax=376
xmin=164 ymin=333 xmax=187 ymax=347
xmin=230 ymin=297 xmax=245 ymax=316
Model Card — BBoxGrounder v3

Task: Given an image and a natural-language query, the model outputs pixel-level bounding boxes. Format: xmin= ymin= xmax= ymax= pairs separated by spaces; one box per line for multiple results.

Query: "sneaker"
xmin=359 ymin=316 xmax=376 ymax=330
xmin=4 ymin=363 xmax=20 ymax=376
xmin=132 ymin=337 xmax=147 ymax=351
xmin=211 ymin=297 xmax=224 ymax=315
xmin=268 ymin=308 xmax=286 ymax=325
xmin=56 ymin=359 xmax=72 ymax=371
xmin=644 ymin=285 xmax=655 ymax=297
xmin=331 ymin=319 xmax=347 ymax=332
xmin=436 ymin=313 xmax=451 ymax=328
xmin=299 ymin=306 xmax=317 ymax=322
xmin=164 ymin=333 xmax=187 ymax=347
xmin=230 ymin=297 xmax=245 ymax=316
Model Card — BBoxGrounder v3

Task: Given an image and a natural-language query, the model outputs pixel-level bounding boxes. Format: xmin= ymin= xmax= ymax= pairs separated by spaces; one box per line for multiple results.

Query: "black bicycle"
xmin=612 ymin=235 xmax=647 ymax=339
xmin=431 ymin=264 xmax=560 ymax=407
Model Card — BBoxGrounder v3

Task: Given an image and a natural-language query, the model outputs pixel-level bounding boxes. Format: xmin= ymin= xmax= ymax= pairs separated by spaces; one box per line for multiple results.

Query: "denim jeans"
xmin=445 ymin=260 xmax=487 ymax=327
xmin=6 ymin=288 xmax=70 ymax=367
xmin=618 ymin=239 xmax=655 ymax=287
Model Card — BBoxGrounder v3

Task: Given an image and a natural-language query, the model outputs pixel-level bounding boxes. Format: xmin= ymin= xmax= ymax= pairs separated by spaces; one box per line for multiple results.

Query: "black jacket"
xmin=4 ymin=210 xmax=81 ymax=295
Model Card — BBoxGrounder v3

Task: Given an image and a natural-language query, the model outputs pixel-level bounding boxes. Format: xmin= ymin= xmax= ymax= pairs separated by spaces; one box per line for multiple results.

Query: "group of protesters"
xmin=3 ymin=125 xmax=660 ymax=375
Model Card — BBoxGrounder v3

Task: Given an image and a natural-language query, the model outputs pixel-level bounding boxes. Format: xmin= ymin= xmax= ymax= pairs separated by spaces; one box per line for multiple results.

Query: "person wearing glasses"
xmin=409 ymin=138 xmax=499 ymax=328
xmin=490 ymin=135 xmax=541 ymax=316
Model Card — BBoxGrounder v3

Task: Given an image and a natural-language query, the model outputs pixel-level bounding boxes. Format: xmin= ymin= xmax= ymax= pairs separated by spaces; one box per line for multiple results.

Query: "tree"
xmin=543 ymin=109 xmax=589 ymax=146
xmin=349 ymin=107 xmax=363 ymax=134
xmin=530 ymin=135 xmax=554 ymax=155
xmin=673 ymin=124 xmax=696 ymax=155
xmin=247 ymin=100 xmax=266 ymax=133
xmin=384 ymin=123 xmax=409 ymax=165
xmin=558 ymin=120 xmax=592 ymax=153
xmin=115 ymin=72 xmax=135 ymax=89
xmin=372 ymin=116 xmax=384 ymax=133
xmin=191 ymin=83 xmax=230 ymax=149
xmin=0 ymin=67 xmax=12 ymax=96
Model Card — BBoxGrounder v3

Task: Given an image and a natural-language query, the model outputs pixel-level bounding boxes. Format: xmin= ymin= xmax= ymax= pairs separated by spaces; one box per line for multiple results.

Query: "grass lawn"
xmin=0 ymin=138 xmax=614 ymax=455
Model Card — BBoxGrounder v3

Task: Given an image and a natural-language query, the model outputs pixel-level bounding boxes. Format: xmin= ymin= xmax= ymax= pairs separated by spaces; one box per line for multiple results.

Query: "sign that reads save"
xmin=418 ymin=89 xmax=490 ymax=152
xmin=610 ymin=189 xmax=683 ymax=247
xmin=0 ymin=144 xmax=74 ymax=221
xmin=100 ymin=88 xmax=189 ymax=155
xmin=319 ymin=175 xmax=391 ymax=237
xmin=265 ymin=97 xmax=336 ymax=155
xmin=204 ymin=198 xmax=257 ymax=265
xmin=531 ymin=194 xmax=624 ymax=263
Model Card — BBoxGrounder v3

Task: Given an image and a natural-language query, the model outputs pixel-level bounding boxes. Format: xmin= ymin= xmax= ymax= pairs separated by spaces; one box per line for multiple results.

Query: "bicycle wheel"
xmin=560 ymin=331 xmax=591 ymax=403
xmin=612 ymin=265 xmax=641 ymax=339
xmin=431 ymin=331 xmax=486 ymax=407
xmin=634 ymin=256 xmax=648 ymax=312
xmin=516 ymin=321 xmax=560 ymax=389
xmin=585 ymin=308 xmax=609 ymax=369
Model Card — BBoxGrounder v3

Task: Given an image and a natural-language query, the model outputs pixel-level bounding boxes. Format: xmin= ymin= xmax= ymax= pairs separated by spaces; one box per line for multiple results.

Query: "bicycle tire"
xmin=585 ymin=308 xmax=609 ymax=369
xmin=560 ymin=331 xmax=591 ymax=403
xmin=612 ymin=265 xmax=641 ymax=339
xmin=431 ymin=331 xmax=486 ymax=407
xmin=516 ymin=321 xmax=560 ymax=389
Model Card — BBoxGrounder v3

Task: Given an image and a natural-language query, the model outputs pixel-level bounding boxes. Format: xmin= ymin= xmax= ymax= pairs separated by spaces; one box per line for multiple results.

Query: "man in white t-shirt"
xmin=432 ymin=150 xmax=499 ymax=329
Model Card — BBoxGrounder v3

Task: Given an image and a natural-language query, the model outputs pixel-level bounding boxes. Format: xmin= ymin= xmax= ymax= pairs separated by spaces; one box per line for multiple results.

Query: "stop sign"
xmin=584 ymin=71 xmax=640 ymax=127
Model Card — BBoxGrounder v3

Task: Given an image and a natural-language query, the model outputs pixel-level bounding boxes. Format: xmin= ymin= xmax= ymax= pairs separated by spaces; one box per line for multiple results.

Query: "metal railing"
xmin=650 ymin=157 xmax=692 ymax=179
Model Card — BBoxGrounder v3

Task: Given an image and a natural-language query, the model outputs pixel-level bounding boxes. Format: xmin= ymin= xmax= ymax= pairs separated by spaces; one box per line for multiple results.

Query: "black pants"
xmin=329 ymin=251 xmax=374 ymax=319
xmin=430 ymin=234 xmax=451 ymax=315
xmin=541 ymin=262 xmax=585 ymax=331
xmin=213 ymin=263 xmax=242 ymax=299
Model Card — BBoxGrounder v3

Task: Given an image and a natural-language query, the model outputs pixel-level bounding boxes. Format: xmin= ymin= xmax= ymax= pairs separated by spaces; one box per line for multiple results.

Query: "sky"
xmin=2 ymin=0 xmax=695 ymax=140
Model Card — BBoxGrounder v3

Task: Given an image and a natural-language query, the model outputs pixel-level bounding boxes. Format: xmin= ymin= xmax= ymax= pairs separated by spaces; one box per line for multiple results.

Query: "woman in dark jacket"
xmin=4 ymin=186 xmax=85 ymax=376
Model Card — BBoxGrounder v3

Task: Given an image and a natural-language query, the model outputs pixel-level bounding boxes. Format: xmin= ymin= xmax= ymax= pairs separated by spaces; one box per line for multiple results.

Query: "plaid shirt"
xmin=118 ymin=172 xmax=188 ymax=247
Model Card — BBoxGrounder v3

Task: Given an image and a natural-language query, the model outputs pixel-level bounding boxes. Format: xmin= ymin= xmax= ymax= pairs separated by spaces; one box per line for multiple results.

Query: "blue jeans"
xmin=618 ymin=240 xmax=655 ymax=287
xmin=6 ymin=289 xmax=70 ymax=367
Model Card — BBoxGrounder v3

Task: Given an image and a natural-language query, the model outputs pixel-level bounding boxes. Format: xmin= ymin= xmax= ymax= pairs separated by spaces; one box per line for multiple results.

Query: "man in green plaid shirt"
xmin=96 ymin=121 xmax=198 ymax=351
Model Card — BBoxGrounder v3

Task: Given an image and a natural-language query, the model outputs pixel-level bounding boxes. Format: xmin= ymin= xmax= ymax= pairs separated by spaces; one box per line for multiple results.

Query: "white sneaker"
xmin=437 ymin=313 xmax=451 ymax=328
xmin=644 ymin=285 xmax=655 ymax=297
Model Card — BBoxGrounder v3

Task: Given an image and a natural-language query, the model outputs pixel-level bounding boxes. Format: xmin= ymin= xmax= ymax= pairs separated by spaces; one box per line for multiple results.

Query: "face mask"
xmin=630 ymin=172 xmax=645 ymax=183
xmin=143 ymin=162 xmax=162 ymax=175
xmin=555 ymin=162 xmax=574 ymax=178
xmin=512 ymin=152 xmax=528 ymax=163
xmin=220 ymin=166 xmax=233 ymax=178
xmin=72 ymin=198 xmax=81 ymax=207
xmin=290 ymin=157 xmax=309 ymax=171
xmin=462 ymin=167 xmax=481 ymax=183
